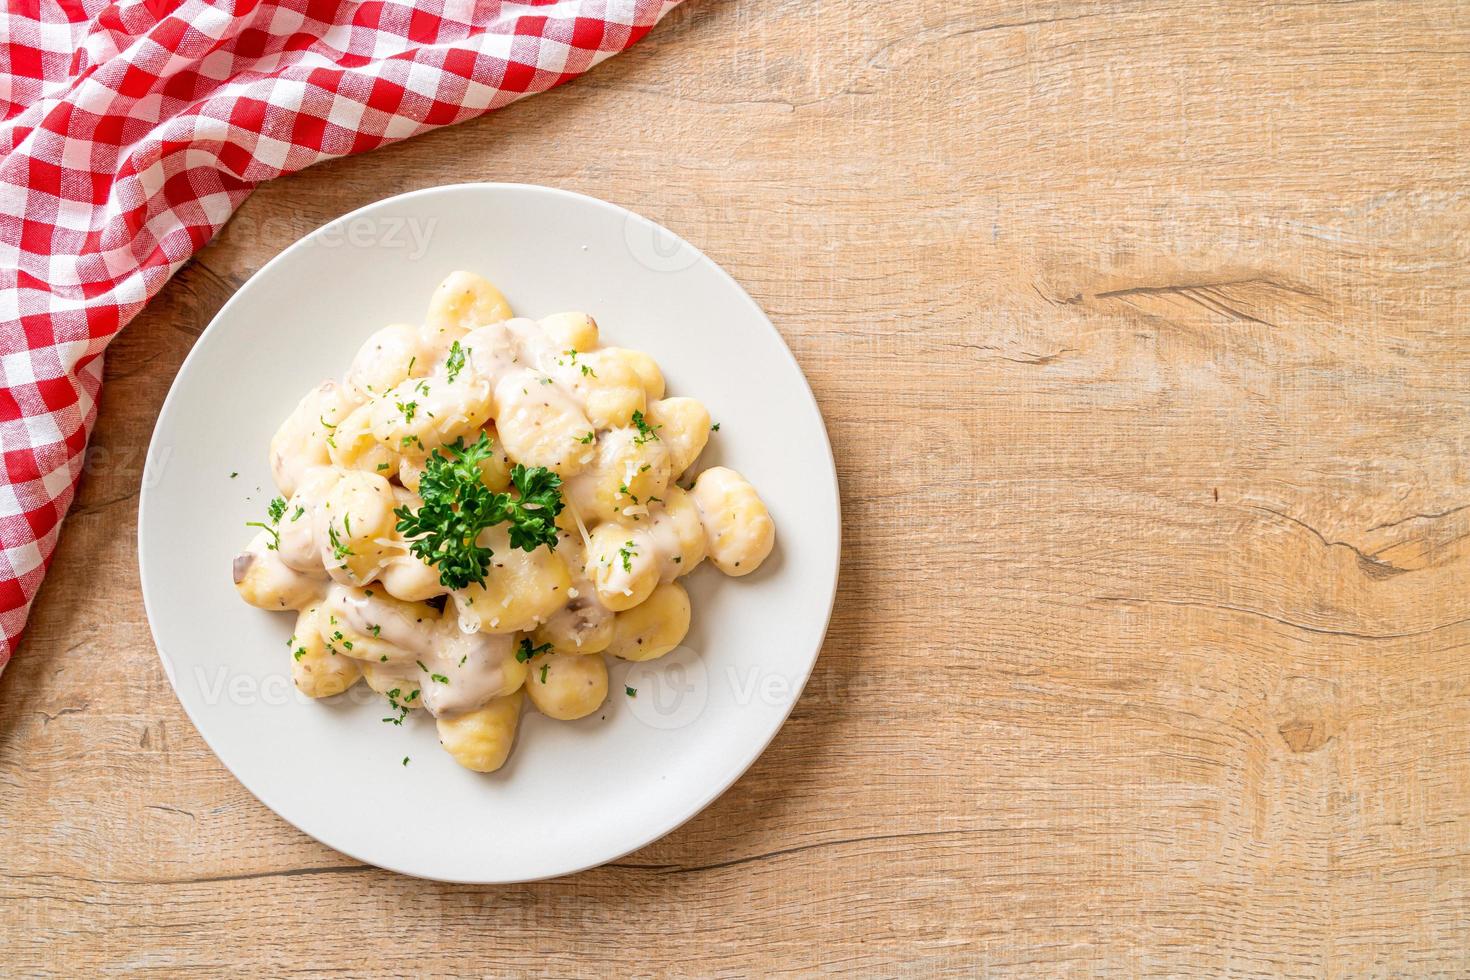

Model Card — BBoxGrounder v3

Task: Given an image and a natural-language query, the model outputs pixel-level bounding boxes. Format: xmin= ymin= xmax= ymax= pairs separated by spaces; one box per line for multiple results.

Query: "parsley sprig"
xmin=393 ymin=432 xmax=565 ymax=589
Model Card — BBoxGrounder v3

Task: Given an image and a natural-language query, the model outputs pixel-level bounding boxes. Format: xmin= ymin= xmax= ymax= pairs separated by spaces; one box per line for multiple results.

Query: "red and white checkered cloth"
xmin=0 ymin=0 xmax=682 ymax=670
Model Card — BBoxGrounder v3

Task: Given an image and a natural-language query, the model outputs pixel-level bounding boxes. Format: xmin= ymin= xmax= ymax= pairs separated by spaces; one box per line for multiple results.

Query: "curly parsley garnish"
xmin=393 ymin=432 xmax=565 ymax=589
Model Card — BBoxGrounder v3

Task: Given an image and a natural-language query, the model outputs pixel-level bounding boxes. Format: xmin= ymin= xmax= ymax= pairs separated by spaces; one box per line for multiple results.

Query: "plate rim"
xmin=137 ymin=181 xmax=842 ymax=882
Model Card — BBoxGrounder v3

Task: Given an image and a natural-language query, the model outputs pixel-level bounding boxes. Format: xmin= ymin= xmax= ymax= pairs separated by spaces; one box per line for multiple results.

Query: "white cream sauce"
xmin=326 ymin=584 xmax=518 ymax=716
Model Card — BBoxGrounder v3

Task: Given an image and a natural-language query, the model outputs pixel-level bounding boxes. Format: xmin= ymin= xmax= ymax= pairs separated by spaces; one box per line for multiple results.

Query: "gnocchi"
xmin=233 ymin=272 xmax=775 ymax=773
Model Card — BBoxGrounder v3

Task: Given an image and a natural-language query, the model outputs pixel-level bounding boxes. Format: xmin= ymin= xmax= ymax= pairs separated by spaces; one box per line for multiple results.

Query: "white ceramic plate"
xmin=138 ymin=183 xmax=840 ymax=882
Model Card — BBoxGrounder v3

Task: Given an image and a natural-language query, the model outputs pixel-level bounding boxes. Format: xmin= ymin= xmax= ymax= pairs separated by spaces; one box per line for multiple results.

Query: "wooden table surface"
xmin=4 ymin=0 xmax=1467 ymax=974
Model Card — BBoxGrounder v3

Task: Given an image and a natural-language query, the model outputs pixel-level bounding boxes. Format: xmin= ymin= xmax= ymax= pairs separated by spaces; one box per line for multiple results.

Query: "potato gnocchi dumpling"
xmin=538 ymin=311 xmax=599 ymax=352
xmin=584 ymin=523 xmax=661 ymax=612
xmin=605 ymin=347 xmax=665 ymax=401
xmin=327 ymin=403 xmax=400 ymax=475
xmin=534 ymin=591 xmax=614 ymax=655
xmin=453 ymin=524 xmax=572 ymax=634
xmin=492 ymin=370 xmax=594 ymax=476
xmin=525 ymin=651 xmax=608 ymax=720
xmin=361 ymin=661 xmax=423 ymax=710
xmin=424 ymin=271 xmax=512 ymax=354
xmin=270 ymin=380 xmax=359 ymax=498
xmin=321 ymin=471 xmax=398 ymax=585
xmin=565 ymin=426 xmax=671 ymax=525
xmin=290 ymin=606 xmax=363 ymax=698
xmin=606 ymin=581 xmax=690 ymax=662
xmin=572 ymin=349 xmax=647 ymax=430
xmin=347 ymin=323 xmax=422 ymax=400
xmin=645 ymin=397 xmax=710 ymax=477
xmin=690 ymin=467 xmax=775 ymax=576
xmin=234 ymin=530 xmax=323 ymax=610
xmin=235 ymin=271 xmax=775 ymax=772
xmin=437 ymin=692 xmax=523 ymax=773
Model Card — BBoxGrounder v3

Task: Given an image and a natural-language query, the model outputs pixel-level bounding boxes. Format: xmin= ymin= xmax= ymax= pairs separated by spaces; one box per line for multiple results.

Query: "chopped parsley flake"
xmin=382 ymin=689 xmax=409 ymax=725
xmin=327 ymin=523 xmax=354 ymax=561
xmin=245 ymin=513 xmax=281 ymax=551
xmin=631 ymin=409 xmax=661 ymax=445
xmin=445 ymin=341 xmax=467 ymax=383
xmin=626 ymin=686 xmax=637 ymax=698
xmin=516 ymin=638 xmax=552 ymax=663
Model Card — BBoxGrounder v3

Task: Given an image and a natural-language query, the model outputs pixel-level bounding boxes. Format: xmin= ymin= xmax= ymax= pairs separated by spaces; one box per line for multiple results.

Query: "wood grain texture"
xmin=3 ymin=0 xmax=1467 ymax=974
